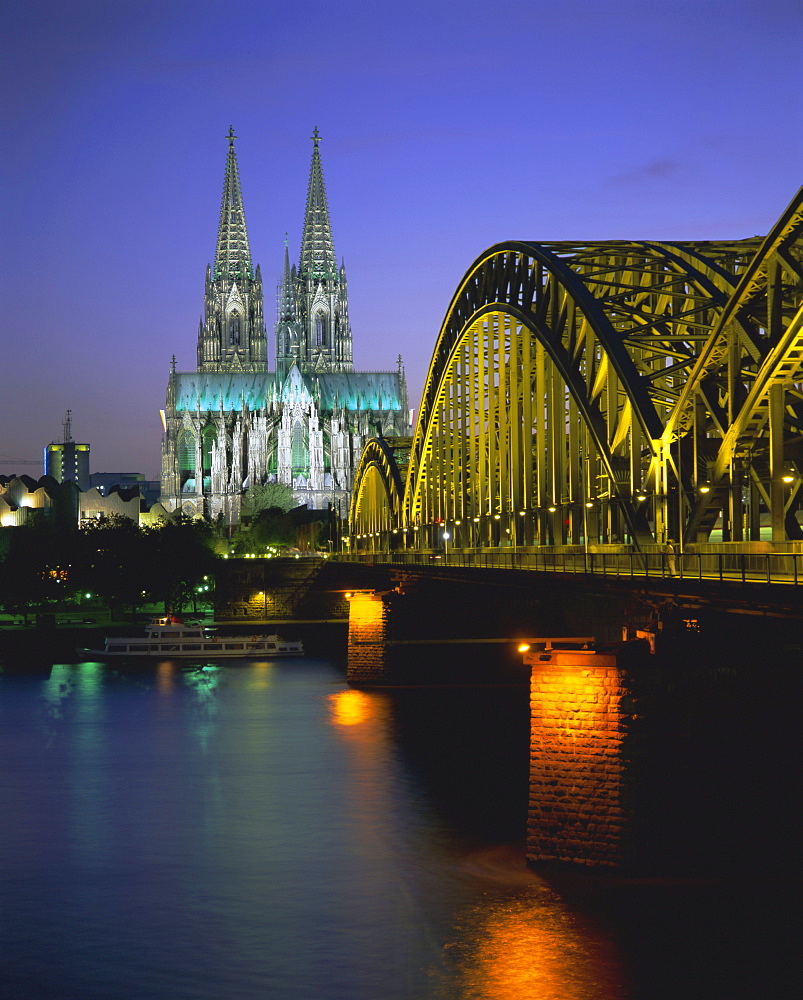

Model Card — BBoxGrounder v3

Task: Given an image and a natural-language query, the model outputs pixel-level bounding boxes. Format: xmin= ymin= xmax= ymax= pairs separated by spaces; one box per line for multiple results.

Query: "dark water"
xmin=0 ymin=656 xmax=797 ymax=1000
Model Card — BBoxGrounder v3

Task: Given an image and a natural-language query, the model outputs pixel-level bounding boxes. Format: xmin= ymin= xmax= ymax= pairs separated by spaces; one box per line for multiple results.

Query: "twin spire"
xmin=300 ymin=127 xmax=337 ymax=282
xmin=216 ymin=126 xmax=336 ymax=284
xmin=214 ymin=126 xmax=252 ymax=280
xmin=203 ymin=127 xmax=350 ymax=377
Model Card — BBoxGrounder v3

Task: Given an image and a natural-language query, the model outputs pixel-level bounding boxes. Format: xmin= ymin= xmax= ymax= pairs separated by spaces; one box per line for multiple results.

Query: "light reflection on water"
xmin=0 ymin=657 xmax=788 ymax=999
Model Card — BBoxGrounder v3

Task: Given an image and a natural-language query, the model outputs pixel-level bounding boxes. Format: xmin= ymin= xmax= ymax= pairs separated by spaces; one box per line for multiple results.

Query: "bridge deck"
xmin=339 ymin=548 xmax=803 ymax=588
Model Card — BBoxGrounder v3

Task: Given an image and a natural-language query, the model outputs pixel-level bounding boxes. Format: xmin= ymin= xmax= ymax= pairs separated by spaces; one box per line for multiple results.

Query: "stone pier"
xmin=526 ymin=647 xmax=639 ymax=867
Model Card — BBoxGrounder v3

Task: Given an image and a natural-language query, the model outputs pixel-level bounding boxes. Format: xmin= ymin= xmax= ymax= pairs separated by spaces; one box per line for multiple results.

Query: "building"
xmin=0 ymin=474 xmax=166 ymax=529
xmin=159 ymin=129 xmax=410 ymax=525
xmin=44 ymin=411 xmax=90 ymax=491
xmin=90 ymin=473 xmax=161 ymax=508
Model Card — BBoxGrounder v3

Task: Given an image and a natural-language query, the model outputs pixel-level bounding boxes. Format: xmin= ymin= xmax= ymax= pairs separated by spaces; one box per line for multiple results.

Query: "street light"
xmin=443 ymin=530 xmax=450 ymax=562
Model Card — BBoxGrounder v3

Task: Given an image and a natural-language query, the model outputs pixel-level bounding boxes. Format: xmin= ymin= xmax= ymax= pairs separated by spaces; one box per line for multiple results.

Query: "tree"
xmin=75 ymin=515 xmax=150 ymax=617
xmin=0 ymin=516 xmax=78 ymax=618
xmin=246 ymin=507 xmax=298 ymax=551
xmin=147 ymin=514 xmax=219 ymax=613
xmin=246 ymin=481 xmax=296 ymax=515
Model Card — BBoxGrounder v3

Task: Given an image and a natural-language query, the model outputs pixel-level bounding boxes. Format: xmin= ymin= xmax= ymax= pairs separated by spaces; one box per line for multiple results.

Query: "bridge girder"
xmin=349 ymin=189 xmax=803 ymax=551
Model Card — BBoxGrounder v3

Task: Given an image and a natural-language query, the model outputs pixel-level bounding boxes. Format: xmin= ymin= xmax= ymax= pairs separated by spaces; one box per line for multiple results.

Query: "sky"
xmin=1 ymin=0 xmax=801 ymax=480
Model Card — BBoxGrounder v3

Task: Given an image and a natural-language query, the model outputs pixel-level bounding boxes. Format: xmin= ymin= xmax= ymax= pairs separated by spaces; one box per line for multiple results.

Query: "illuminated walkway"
xmin=340 ymin=547 xmax=803 ymax=587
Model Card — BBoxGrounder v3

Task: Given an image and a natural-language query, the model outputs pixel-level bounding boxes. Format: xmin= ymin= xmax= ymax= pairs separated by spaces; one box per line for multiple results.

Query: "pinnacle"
xmin=300 ymin=131 xmax=336 ymax=282
xmin=215 ymin=132 xmax=252 ymax=280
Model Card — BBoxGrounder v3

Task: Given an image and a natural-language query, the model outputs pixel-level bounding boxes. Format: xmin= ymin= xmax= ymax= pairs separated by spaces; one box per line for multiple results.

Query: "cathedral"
xmin=159 ymin=129 xmax=410 ymax=524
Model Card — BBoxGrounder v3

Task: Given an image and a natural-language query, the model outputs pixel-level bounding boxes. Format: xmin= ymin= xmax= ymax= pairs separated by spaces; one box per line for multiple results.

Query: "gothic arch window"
xmin=291 ymin=419 xmax=307 ymax=475
xmin=201 ymin=425 xmax=216 ymax=493
xmin=178 ymin=431 xmax=196 ymax=491
xmin=229 ymin=310 xmax=241 ymax=345
xmin=315 ymin=312 xmax=327 ymax=347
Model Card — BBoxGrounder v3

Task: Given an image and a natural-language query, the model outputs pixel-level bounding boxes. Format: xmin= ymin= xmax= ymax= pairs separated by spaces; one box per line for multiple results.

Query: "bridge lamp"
xmin=585 ymin=501 xmax=594 ymax=508
xmin=548 ymin=505 xmax=557 ymax=512
xmin=517 ymin=643 xmax=531 ymax=653
xmin=781 ymin=468 xmax=795 ymax=484
xmin=519 ymin=510 xmax=526 ymax=516
xmin=493 ymin=513 xmax=501 ymax=520
xmin=443 ymin=531 xmax=450 ymax=540
xmin=473 ymin=516 xmax=480 ymax=522
xmin=699 ymin=483 xmax=711 ymax=494
xmin=636 ymin=492 xmax=647 ymax=502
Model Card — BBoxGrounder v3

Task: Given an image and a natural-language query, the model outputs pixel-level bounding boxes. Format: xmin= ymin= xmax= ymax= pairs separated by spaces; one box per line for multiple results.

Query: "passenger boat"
xmin=80 ymin=615 xmax=304 ymax=659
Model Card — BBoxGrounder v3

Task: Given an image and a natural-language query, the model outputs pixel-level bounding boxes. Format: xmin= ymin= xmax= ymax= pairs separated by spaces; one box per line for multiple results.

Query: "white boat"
xmin=80 ymin=616 xmax=304 ymax=659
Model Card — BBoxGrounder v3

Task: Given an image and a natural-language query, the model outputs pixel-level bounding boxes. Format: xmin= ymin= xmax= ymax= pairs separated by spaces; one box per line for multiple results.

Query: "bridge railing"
xmin=338 ymin=548 xmax=803 ymax=586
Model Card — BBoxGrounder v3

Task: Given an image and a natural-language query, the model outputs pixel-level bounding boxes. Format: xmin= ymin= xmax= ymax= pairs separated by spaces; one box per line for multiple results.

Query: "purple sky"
xmin=2 ymin=0 xmax=801 ymax=480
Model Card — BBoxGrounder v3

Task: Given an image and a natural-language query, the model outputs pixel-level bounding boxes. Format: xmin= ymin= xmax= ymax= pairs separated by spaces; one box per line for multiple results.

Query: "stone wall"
xmin=527 ymin=650 xmax=635 ymax=867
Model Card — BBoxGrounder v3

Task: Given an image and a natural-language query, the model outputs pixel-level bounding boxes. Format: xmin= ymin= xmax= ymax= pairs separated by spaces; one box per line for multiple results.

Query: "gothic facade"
xmin=160 ymin=129 xmax=410 ymax=524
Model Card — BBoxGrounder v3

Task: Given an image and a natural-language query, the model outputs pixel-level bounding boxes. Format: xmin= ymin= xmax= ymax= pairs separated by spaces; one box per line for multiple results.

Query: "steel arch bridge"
xmin=350 ymin=189 xmax=803 ymax=555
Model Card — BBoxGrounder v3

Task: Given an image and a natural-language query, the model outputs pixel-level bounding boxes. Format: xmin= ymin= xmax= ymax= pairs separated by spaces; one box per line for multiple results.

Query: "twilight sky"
xmin=2 ymin=0 xmax=801 ymax=480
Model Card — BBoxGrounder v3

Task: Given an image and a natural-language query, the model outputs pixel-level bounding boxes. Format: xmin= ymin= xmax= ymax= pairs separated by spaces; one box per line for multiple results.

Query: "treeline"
xmin=0 ymin=514 xmax=219 ymax=619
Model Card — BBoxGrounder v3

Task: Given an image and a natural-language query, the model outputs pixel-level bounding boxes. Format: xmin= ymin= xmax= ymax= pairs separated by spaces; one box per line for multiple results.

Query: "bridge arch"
xmin=403 ymin=238 xmax=761 ymax=548
xmin=348 ymin=436 xmax=410 ymax=551
xmin=350 ymin=191 xmax=803 ymax=550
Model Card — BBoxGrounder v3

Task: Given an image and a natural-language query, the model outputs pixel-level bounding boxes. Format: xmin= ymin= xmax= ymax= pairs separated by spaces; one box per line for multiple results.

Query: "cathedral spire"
xmin=197 ymin=129 xmax=266 ymax=372
xmin=300 ymin=128 xmax=336 ymax=282
xmin=214 ymin=127 xmax=252 ymax=281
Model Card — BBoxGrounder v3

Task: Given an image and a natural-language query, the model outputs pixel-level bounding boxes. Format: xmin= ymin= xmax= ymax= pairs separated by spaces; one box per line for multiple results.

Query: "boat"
xmin=80 ymin=615 xmax=304 ymax=659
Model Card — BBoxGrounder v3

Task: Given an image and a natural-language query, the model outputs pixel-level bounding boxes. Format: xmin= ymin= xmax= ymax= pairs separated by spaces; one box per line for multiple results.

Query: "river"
xmin=0 ymin=654 xmax=796 ymax=999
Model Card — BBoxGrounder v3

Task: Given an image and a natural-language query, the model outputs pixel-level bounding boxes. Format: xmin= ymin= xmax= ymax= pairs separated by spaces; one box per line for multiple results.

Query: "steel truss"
xmin=350 ymin=190 xmax=803 ymax=552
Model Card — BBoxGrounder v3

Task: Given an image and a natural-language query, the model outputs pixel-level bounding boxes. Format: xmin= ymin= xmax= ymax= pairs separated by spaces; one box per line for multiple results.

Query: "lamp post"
xmin=443 ymin=530 xmax=450 ymax=563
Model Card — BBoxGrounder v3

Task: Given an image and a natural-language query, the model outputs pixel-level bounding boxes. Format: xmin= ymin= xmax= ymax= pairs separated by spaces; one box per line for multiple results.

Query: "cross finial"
xmin=170 ymin=354 xmax=177 ymax=374
xmin=311 ymin=126 xmax=321 ymax=146
xmin=227 ymin=126 xmax=236 ymax=145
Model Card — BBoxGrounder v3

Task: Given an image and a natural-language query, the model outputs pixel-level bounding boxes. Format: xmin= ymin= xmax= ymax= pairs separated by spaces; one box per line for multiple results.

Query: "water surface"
xmin=0 ymin=657 xmax=795 ymax=999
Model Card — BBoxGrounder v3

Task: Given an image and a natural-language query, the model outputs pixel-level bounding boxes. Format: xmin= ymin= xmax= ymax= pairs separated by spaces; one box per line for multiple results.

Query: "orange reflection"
xmin=156 ymin=661 xmax=175 ymax=693
xmin=247 ymin=661 xmax=274 ymax=690
xmin=328 ymin=688 xmax=375 ymax=727
xmin=453 ymin=895 xmax=625 ymax=999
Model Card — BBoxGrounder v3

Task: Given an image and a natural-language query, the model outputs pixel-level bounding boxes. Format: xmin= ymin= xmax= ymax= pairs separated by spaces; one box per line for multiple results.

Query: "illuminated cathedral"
xmin=160 ymin=129 xmax=410 ymax=523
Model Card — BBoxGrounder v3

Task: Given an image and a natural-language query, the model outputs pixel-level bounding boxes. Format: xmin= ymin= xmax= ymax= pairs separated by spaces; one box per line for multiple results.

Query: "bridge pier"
xmin=345 ymin=589 xmax=394 ymax=685
xmin=526 ymin=647 xmax=639 ymax=867
xmin=344 ymin=578 xmax=537 ymax=686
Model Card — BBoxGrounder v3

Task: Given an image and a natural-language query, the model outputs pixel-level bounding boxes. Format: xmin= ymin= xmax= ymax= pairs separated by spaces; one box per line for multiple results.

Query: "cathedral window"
xmin=315 ymin=312 xmax=327 ymax=346
xmin=229 ymin=310 xmax=241 ymax=345
xmin=178 ymin=431 xmax=196 ymax=490
xmin=291 ymin=420 xmax=307 ymax=476
xmin=201 ymin=424 xmax=217 ymax=493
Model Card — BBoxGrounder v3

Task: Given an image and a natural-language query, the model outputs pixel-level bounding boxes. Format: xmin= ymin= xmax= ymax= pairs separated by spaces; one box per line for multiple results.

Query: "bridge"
xmin=332 ymin=189 xmax=803 ymax=870
xmin=348 ymin=188 xmax=803 ymax=572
